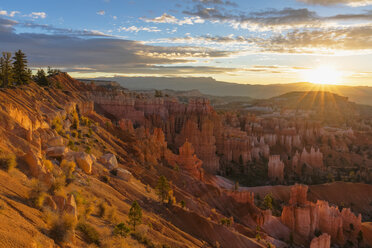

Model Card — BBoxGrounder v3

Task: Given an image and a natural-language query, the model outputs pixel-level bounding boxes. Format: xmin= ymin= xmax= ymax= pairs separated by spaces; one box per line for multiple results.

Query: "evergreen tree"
xmin=264 ymin=193 xmax=273 ymax=210
xmin=47 ymin=66 xmax=61 ymax=76
xmin=0 ymin=52 xmax=14 ymax=88
xmin=33 ymin=69 xmax=50 ymax=86
xmin=12 ymin=50 xmax=31 ymax=85
xmin=156 ymin=175 xmax=170 ymax=203
xmin=128 ymin=200 xmax=142 ymax=231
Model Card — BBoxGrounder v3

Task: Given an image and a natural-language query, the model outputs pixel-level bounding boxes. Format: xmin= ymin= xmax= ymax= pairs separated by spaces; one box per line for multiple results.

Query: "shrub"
xmin=0 ymin=153 xmax=16 ymax=172
xmin=100 ymin=175 xmax=110 ymax=183
xmin=85 ymin=146 xmax=91 ymax=154
xmin=131 ymin=232 xmax=156 ymax=248
xmin=29 ymin=178 xmax=48 ymax=209
xmin=81 ymin=117 xmax=91 ymax=127
xmin=77 ymin=222 xmax=100 ymax=246
xmin=43 ymin=160 xmax=53 ymax=172
xmin=49 ymin=213 xmax=76 ymax=244
xmin=52 ymin=117 xmax=63 ymax=134
xmin=108 ymin=206 xmax=117 ymax=223
xmin=83 ymin=201 xmax=94 ymax=220
xmin=98 ymin=201 xmax=108 ymax=218
xmin=113 ymin=222 xmax=131 ymax=237
xmin=71 ymin=130 xmax=78 ymax=138
xmin=50 ymin=175 xmax=66 ymax=194
xmin=71 ymin=110 xmax=79 ymax=130
xmin=60 ymin=160 xmax=76 ymax=178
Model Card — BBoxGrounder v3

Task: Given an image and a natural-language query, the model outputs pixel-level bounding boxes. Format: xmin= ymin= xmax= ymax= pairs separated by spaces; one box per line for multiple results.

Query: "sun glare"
xmin=302 ymin=65 xmax=343 ymax=85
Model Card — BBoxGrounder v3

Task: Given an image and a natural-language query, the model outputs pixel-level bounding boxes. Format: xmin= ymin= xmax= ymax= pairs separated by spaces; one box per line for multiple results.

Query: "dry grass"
xmin=49 ymin=213 xmax=77 ymax=244
xmin=0 ymin=152 xmax=16 ymax=172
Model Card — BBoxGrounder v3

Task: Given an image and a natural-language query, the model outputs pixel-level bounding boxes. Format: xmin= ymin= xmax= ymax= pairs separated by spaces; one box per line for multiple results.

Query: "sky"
xmin=1 ymin=0 xmax=372 ymax=86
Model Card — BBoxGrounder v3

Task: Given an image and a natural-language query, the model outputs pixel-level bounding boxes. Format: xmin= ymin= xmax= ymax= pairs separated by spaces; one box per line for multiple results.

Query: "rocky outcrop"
xmin=300 ymin=147 xmax=324 ymax=170
xmin=75 ymin=152 xmax=93 ymax=174
xmin=116 ymin=168 xmax=132 ymax=181
xmin=175 ymin=118 xmax=219 ymax=173
xmin=46 ymin=146 xmax=68 ymax=159
xmin=268 ymin=155 xmax=285 ymax=182
xmin=177 ymin=140 xmax=204 ymax=180
xmin=281 ymin=184 xmax=362 ymax=246
xmin=99 ymin=153 xmax=118 ymax=170
xmin=310 ymin=233 xmax=331 ymax=248
xmin=281 ymin=184 xmax=319 ymax=241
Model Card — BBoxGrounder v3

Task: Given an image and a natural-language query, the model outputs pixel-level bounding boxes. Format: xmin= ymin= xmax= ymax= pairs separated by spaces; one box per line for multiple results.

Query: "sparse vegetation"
xmin=77 ymin=222 xmax=100 ymax=246
xmin=98 ymin=201 xmax=108 ymax=218
xmin=156 ymin=175 xmax=170 ymax=203
xmin=49 ymin=213 xmax=77 ymax=244
xmin=113 ymin=222 xmax=131 ymax=237
xmin=0 ymin=152 xmax=16 ymax=172
xmin=29 ymin=178 xmax=48 ymax=209
xmin=51 ymin=117 xmax=63 ymax=134
xmin=128 ymin=200 xmax=142 ymax=231
xmin=60 ymin=160 xmax=76 ymax=178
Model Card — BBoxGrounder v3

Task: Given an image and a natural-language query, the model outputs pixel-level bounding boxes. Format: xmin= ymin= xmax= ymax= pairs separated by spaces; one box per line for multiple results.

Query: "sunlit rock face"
xmin=281 ymin=184 xmax=319 ymax=240
xmin=281 ymin=184 xmax=362 ymax=245
xmin=310 ymin=233 xmax=331 ymax=248
xmin=177 ymin=140 xmax=204 ymax=180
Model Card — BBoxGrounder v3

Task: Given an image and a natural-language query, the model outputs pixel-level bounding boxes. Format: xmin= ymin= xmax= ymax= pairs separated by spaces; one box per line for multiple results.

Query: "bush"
xmin=83 ymin=201 xmax=94 ymax=220
xmin=0 ymin=153 xmax=16 ymax=172
xmin=85 ymin=146 xmax=91 ymax=154
xmin=98 ymin=201 xmax=108 ymax=218
xmin=43 ymin=160 xmax=53 ymax=172
xmin=49 ymin=175 xmax=66 ymax=194
xmin=131 ymin=232 xmax=156 ymax=248
xmin=52 ymin=117 xmax=63 ymax=134
xmin=29 ymin=178 xmax=48 ymax=209
xmin=71 ymin=111 xmax=80 ymax=130
xmin=77 ymin=222 xmax=100 ymax=246
xmin=113 ymin=222 xmax=131 ymax=237
xmin=71 ymin=130 xmax=78 ymax=138
xmin=60 ymin=160 xmax=76 ymax=178
xmin=49 ymin=214 xmax=76 ymax=244
xmin=81 ymin=117 xmax=91 ymax=127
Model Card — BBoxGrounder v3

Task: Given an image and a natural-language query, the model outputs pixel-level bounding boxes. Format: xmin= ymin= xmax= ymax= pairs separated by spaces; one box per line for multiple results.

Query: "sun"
xmin=301 ymin=65 xmax=343 ymax=85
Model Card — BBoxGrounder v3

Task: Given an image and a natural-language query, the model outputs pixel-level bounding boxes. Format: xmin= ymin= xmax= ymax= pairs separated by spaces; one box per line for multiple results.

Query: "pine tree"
xmin=0 ymin=52 xmax=14 ymax=88
xmin=34 ymin=69 xmax=50 ymax=86
xmin=128 ymin=200 xmax=142 ymax=231
xmin=156 ymin=175 xmax=170 ymax=203
xmin=12 ymin=49 xmax=31 ymax=85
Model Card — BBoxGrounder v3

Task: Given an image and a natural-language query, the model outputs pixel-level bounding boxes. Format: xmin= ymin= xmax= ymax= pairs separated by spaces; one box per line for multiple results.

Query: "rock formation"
xmin=177 ymin=140 xmax=204 ymax=180
xmin=310 ymin=233 xmax=331 ymax=248
xmin=281 ymin=184 xmax=362 ymax=246
xmin=268 ymin=155 xmax=285 ymax=182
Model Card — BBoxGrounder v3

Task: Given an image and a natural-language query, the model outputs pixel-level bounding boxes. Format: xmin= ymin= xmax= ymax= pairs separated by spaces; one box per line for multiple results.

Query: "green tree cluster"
xmin=0 ymin=50 xmax=32 ymax=87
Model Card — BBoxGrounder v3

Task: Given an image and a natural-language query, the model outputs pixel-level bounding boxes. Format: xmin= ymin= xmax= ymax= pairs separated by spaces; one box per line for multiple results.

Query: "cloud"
xmin=183 ymin=6 xmax=324 ymax=30
xmin=141 ymin=13 xmax=204 ymax=25
xmin=29 ymin=12 xmax=47 ymax=19
xmin=119 ymin=26 xmax=161 ymax=32
xmin=0 ymin=10 xmax=20 ymax=17
xmin=22 ymin=22 xmax=113 ymax=37
xmin=192 ymin=0 xmax=238 ymax=7
xmin=248 ymin=25 xmax=372 ymax=54
xmin=97 ymin=10 xmax=105 ymax=16
xmin=296 ymin=0 xmax=372 ymax=6
xmin=150 ymin=23 xmax=372 ymax=55
xmin=0 ymin=17 xmax=235 ymax=74
xmin=183 ymin=5 xmax=372 ymax=31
